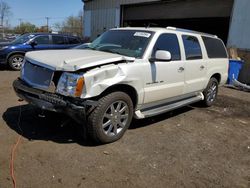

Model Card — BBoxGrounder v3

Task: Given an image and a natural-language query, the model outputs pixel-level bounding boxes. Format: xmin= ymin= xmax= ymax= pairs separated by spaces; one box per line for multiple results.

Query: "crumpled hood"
xmin=25 ymin=49 xmax=135 ymax=71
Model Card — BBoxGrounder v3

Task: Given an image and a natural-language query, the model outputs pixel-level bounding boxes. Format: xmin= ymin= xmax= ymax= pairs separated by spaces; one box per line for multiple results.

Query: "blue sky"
xmin=6 ymin=0 xmax=83 ymax=28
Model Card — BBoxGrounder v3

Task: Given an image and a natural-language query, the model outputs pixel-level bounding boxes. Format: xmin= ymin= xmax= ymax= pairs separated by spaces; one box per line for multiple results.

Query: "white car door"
xmin=143 ymin=33 xmax=185 ymax=104
xmin=181 ymin=35 xmax=208 ymax=94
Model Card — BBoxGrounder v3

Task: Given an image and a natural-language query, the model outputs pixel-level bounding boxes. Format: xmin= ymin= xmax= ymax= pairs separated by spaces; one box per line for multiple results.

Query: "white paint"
xmin=25 ymin=50 xmax=135 ymax=71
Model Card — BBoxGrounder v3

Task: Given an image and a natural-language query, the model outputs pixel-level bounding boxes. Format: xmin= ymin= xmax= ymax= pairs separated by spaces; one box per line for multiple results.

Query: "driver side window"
xmin=152 ymin=33 xmax=181 ymax=61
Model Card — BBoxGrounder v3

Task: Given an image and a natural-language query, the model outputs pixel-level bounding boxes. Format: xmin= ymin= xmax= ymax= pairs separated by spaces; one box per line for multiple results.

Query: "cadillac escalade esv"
xmin=13 ymin=27 xmax=229 ymax=143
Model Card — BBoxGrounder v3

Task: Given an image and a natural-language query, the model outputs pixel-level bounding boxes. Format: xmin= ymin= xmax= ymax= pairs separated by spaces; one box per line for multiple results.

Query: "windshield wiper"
xmin=100 ymin=49 xmax=122 ymax=55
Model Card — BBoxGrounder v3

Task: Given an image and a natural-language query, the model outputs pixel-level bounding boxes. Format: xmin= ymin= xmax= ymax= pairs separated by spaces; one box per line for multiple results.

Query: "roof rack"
xmin=166 ymin=26 xmax=218 ymax=38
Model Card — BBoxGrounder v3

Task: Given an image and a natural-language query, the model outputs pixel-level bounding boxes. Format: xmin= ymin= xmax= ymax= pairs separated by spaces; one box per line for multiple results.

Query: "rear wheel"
xmin=8 ymin=54 xmax=24 ymax=71
xmin=87 ymin=92 xmax=133 ymax=144
xmin=202 ymin=77 xmax=219 ymax=107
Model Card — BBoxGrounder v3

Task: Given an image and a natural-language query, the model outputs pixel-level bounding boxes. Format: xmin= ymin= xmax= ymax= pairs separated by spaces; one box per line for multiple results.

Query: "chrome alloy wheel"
xmin=102 ymin=101 xmax=129 ymax=137
xmin=206 ymin=82 xmax=217 ymax=103
xmin=11 ymin=56 xmax=24 ymax=70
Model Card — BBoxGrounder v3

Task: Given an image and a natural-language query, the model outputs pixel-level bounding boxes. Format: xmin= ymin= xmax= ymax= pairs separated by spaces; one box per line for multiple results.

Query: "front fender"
xmin=82 ymin=63 xmax=144 ymax=105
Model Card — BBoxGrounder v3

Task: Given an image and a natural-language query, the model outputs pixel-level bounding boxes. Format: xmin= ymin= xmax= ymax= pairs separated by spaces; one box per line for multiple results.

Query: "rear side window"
xmin=182 ymin=35 xmax=202 ymax=60
xmin=152 ymin=33 xmax=181 ymax=61
xmin=202 ymin=36 xmax=228 ymax=58
xmin=52 ymin=36 xmax=65 ymax=45
xmin=68 ymin=37 xmax=80 ymax=44
xmin=33 ymin=36 xmax=50 ymax=44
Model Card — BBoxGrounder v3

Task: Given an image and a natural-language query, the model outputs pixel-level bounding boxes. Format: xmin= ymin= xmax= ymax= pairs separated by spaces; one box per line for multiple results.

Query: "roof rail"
xmin=166 ymin=26 xmax=218 ymax=38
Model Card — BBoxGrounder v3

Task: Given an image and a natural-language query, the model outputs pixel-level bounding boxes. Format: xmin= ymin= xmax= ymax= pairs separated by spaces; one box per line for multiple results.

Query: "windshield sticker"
xmin=134 ymin=32 xmax=151 ymax=38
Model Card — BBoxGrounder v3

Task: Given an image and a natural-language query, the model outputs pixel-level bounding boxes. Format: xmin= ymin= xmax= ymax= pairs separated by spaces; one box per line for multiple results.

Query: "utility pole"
xmin=18 ymin=18 xmax=22 ymax=27
xmin=45 ymin=17 xmax=50 ymax=32
xmin=80 ymin=14 xmax=83 ymax=37
xmin=0 ymin=0 xmax=4 ymax=39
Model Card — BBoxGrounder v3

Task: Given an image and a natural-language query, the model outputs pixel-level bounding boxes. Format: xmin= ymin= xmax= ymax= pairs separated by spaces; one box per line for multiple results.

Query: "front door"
xmin=31 ymin=35 xmax=52 ymax=51
xmin=143 ymin=33 xmax=185 ymax=104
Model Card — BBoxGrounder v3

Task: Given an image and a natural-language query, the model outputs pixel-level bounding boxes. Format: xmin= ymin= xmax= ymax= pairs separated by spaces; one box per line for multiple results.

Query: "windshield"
xmin=11 ymin=34 xmax=34 ymax=45
xmin=89 ymin=30 xmax=154 ymax=58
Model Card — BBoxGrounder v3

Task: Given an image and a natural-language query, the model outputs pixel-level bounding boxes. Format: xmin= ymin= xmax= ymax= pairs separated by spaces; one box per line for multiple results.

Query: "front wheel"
xmin=202 ymin=77 xmax=219 ymax=107
xmin=8 ymin=54 xmax=25 ymax=71
xmin=87 ymin=92 xmax=133 ymax=144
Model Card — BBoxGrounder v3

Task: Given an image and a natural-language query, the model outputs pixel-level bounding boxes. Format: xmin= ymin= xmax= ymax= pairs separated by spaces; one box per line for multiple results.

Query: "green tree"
xmin=14 ymin=22 xmax=38 ymax=34
xmin=0 ymin=1 xmax=11 ymax=38
xmin=53 ymin=11 xmax=83 ymax=37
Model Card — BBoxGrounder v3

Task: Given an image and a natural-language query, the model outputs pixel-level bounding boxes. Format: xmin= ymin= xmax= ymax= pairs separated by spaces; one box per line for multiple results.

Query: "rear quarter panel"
xmin=206 ymin=58 xmax=229 ymax=86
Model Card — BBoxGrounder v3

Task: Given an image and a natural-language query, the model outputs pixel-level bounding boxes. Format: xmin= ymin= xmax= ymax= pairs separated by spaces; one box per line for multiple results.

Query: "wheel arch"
xmin=210 ymin=73 xmax=221 ymax=84
xmin=98 ymin=84 xmax=138 ymax=109
xmin=7 ymin=51 xmax=26 ymax=61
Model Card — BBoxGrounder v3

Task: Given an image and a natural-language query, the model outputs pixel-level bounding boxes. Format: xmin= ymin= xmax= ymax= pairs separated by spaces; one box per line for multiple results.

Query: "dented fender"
xmin=81 ymin=62 xmax=145 ymax=106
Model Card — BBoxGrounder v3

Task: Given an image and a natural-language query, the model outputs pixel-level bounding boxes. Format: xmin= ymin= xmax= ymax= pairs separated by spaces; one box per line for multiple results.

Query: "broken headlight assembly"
xmin=56 ymin=72 xmax=84 ymax=97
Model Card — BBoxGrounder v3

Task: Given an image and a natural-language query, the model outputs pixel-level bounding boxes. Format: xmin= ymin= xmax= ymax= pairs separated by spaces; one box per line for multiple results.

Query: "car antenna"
xmin=146 ymin=23 xmax=158 ymax=28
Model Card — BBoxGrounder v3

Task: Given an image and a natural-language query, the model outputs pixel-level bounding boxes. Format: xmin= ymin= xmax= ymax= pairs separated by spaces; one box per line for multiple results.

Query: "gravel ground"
xmin=0 ymin=67 xmax=249 ymax=188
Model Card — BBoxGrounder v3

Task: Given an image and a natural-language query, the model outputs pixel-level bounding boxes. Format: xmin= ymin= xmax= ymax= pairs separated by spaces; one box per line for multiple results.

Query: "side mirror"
xmin=29 ymin=40 xmax=37 ymax=47
xmin=150 ymin=50 xmax=172 ymax=62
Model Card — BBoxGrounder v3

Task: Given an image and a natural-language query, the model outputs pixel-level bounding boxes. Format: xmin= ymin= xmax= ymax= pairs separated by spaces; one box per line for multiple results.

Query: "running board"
xmin=135 ymin=93 xmax=204 ymax=119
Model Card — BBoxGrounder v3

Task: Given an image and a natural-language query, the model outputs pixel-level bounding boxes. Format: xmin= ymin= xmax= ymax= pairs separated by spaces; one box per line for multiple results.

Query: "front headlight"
xmin=56 ymin=72 xmax=84 ymax=97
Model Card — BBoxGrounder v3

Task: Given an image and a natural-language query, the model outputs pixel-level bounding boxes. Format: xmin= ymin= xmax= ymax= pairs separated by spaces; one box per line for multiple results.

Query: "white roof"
xmin=111 ymin=26 xmax=218 ymax=38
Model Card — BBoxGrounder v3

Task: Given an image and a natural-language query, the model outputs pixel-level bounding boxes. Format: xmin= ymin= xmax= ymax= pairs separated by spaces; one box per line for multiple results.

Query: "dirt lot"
xmin=0 ymin=67 xmax=249 ymax=188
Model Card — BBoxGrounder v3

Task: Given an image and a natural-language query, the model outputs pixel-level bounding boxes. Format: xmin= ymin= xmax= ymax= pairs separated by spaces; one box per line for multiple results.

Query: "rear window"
xmin=68 ymin=37 xmax=81 ymax=44
xmin=202 ymin=36 xmax=228 ymax=58
xmin=182 ymin=35 xmax=202 ymax=60
xmin=52 ymin=36 xmax=65 ymax=45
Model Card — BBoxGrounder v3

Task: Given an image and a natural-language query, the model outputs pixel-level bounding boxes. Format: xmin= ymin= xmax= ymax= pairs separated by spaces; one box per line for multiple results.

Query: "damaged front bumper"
xmin=13 ymin=78 xmax=94 ymax=123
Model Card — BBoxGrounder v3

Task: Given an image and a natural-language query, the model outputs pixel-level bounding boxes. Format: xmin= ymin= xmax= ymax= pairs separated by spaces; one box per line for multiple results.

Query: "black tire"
xmin=202 ymin=77 xmax=219 ymax=107
xmin=87 ymin=92 xmax=133 ymax=144
xmin=8 ymin=54 xmax=25 ymax=71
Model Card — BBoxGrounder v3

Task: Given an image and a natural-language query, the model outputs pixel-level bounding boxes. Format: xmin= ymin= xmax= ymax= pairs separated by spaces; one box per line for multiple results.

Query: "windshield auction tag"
xmin=134 ymin=32 xmax=151 ymax=38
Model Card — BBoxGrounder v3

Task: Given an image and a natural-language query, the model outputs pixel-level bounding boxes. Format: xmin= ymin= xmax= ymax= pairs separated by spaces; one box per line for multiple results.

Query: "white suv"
xmin=13 ymin=27 xmax=229 ymax=143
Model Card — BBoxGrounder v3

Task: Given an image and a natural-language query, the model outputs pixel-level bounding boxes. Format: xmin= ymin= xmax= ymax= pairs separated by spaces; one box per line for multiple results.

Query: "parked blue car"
xmin=0 ymin=33 xmax=82 ymax=70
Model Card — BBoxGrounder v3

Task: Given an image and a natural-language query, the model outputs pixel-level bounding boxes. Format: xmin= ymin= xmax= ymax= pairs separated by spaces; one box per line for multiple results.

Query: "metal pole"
xmin=18 ymin=18 xmax=22 ymax=27
xmin=45 ymin=17 xmax=49 ymax=32
xmin=0 ymin=0 xmax=4 ymax=39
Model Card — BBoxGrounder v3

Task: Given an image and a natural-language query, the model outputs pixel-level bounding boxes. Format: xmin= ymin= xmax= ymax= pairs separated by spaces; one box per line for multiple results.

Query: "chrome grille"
xmin=22 ymin=61 xmax=54 ymax=90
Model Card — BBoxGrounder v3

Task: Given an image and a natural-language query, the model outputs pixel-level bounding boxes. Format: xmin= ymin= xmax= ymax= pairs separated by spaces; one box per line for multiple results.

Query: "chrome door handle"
xmin=178 ymin=67 xmax=185 ymax=72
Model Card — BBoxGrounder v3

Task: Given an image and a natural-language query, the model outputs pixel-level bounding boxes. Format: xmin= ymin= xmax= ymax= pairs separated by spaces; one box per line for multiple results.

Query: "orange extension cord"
xmin=10 ymin=102 xmax=23 ymax=188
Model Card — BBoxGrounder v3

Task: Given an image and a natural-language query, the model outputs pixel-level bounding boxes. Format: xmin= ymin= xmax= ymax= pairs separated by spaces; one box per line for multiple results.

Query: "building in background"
xmin=82 ymin=0 xmax=250 ymax=51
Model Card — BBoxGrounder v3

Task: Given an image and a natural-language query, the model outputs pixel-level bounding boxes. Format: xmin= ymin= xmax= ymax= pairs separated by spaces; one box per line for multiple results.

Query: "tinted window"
xmin=152 ymin=33 xmax=181 ymax=61
xmin=68 ymin=37 xmax=80 ymax=44
xmin=182 ymin=35 xmax=202 ymax=60
xmin=52 ymin=36 xmax=65 ymax=45
xmin=33 ymin=36 xmax=50 ymax=44
xmin=202 ymin=36 xmax=227 ymax=58
xmin=90 ymin=30 xmax=153 ymax=58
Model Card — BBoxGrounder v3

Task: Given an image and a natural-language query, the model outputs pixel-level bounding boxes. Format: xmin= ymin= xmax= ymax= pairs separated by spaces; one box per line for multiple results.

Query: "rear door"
xmin=66 ymin=36 xmax=82 ymax=48
xmin=181 ymin=35 xmax=207 ymax=94
xmin=51 ymin=35 xmax=68 ymax=49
